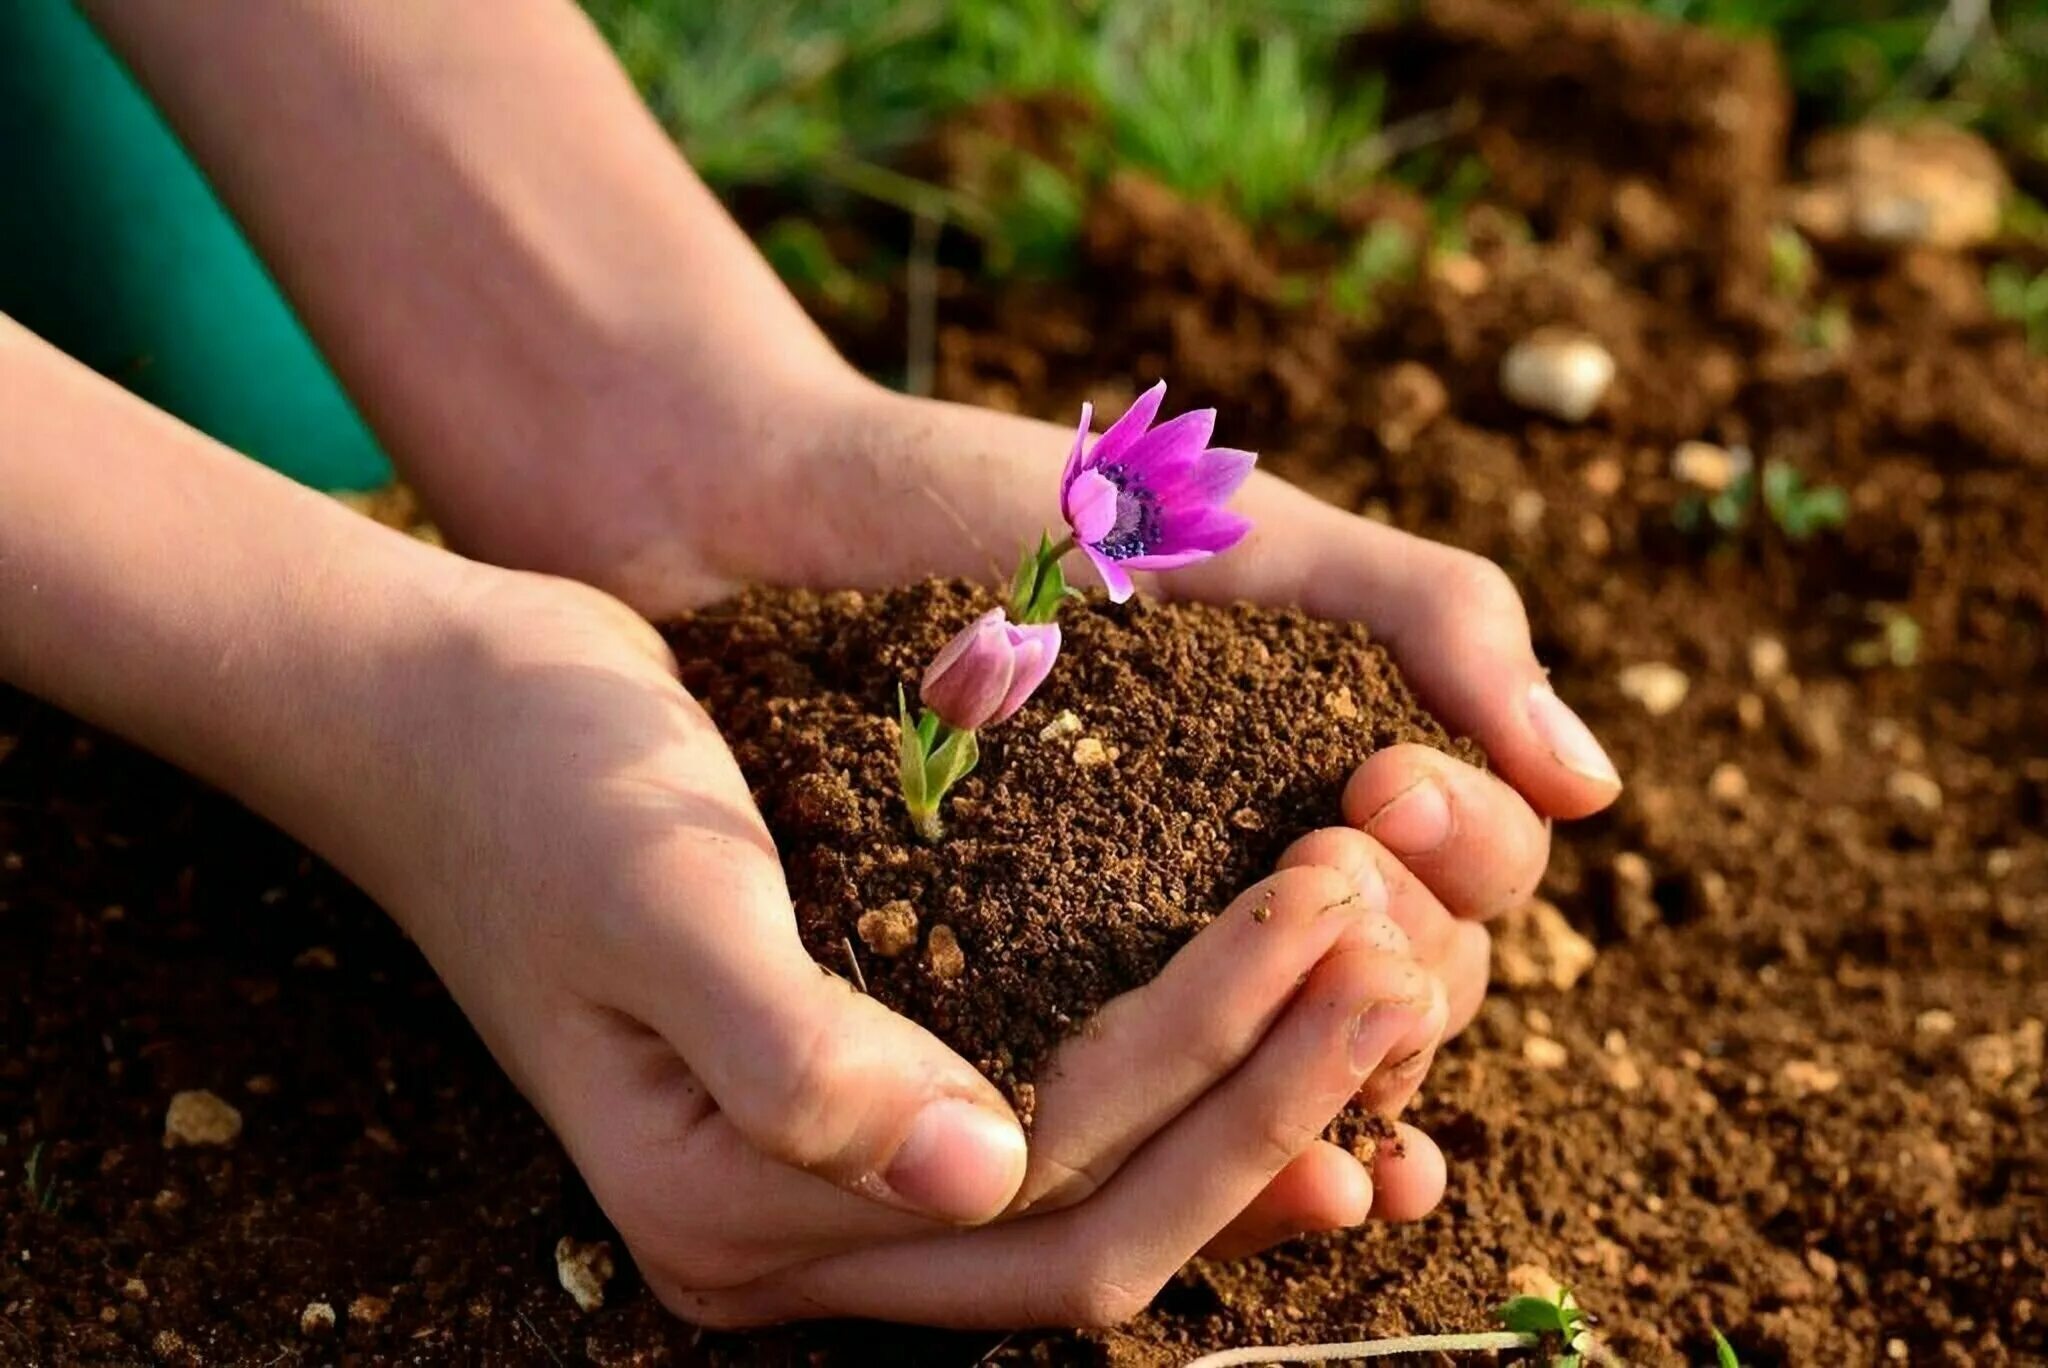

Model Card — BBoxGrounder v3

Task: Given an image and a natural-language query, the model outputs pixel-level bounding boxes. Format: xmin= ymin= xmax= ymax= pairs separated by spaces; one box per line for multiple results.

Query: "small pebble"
xmin=1670 ymin=440 xmax=1749 ymax=493
xmin=1324 ymin=687 xmax=1360 ymax=721
xmin=1618 ymin=662 xmax=1690 ymax=717
xmin=926 ymin=924 xmax=968 ymax=982
xmin=1581 ymin=455 xmax=1625 ymax=497
xmin=1523 ymin=1036 xmax=1570 ymax=1070
xmin=1037 ymin=710 xmax=1082 ymax=743
xmin=1432 ymin=253 xmax=1489 ymax=296
xmin=1916 ymin=1008 xmax=1957 ymax=1037
xmin=1500 ymin=330 xmax=1616 ymax=423
xmin=1887 ymin=769 xmax=1943 ymax=814
xmin=1493 ymin=899 xmax=1597 ymax=992
xmin=1708 ymin=763 xmax=1750 ymax=808
xmin=1071 ymin=737 xmax=1118 ymax=767
xmin=856 ymin=901 xmax=920 ymax=958
xmin=554 ymin=1237 xmax=614 ymax=1313
xmin=300 ymin=1301 xmax=336 ymax=1338
xmin=1747 ymin=635 xmax=1789 ymax=683
xmin=163 ymin=1090 xmax=242 ymax=1149
xmin=1506 ymin=1264 xmax=1564 ymax=1299
xmin=1507 ymin=489 xmax=1547 ymax=536
xmin=349 ymin=1293 xmax=390 ymax=1325
xmin=1778 ymin=1059 xmax=1842 ymax=1097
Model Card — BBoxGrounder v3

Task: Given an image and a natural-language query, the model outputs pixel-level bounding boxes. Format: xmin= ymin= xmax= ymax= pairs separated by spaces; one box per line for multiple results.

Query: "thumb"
xmin=603 ymin=742 xmax=1027 ymax=1225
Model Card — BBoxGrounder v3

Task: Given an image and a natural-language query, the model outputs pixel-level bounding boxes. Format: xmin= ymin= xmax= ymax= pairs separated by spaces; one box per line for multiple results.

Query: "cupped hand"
xmin=574 ymin=378 xmax=1621 ymax=1044
xmin=365 ymin=567 xmax=1449 ymax=1327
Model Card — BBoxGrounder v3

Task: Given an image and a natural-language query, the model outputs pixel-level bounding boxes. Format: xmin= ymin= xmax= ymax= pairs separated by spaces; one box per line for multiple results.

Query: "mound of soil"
xmin=666 ymin=581 xmax=1474 ymax=1117
xmin=3 ymin=0 xmax=2045 ymax=1364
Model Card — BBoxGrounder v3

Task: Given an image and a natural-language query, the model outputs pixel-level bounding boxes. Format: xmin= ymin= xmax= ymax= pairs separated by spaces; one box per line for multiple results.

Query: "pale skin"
xmin=0 ymin=1 xmax=1620 ymax=1328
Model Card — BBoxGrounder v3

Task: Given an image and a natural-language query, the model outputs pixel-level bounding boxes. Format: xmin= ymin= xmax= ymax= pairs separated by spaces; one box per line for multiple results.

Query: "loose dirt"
xmin=4 ymin=0 xmax=2044 ymax=1363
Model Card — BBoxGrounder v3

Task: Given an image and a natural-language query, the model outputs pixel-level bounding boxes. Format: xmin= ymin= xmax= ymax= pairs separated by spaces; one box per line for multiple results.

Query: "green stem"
xmin=1182 ymin=1330 xmax=1537 ymax=1368
xmin=1008 ymin=533 xmax=1081 ymax=623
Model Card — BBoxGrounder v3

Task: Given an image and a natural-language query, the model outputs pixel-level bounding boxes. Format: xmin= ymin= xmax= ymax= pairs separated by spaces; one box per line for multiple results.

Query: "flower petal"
xmin=921 ymin=609 xmax=1017 ymax=731
xmin=1184 ymin=446 xmax=1258 ymax=503
xmin=1154 ymin=505 xmax=1254 ymax=557
xmin=1085 ymin=381 xmax=1168 ymax=473
xmin=1064 ymin=468 xmax=1122 ymax=545
xmin=989 ymin=622 xmax=1061 ymax=724
xmin=1081 ymin=543 xmax=1136 ymax=603
xmin=1118 ymin=407 xmax=1217 ymax=483
xmin=1059 ymin=400 xmax=1096 ymax=503
xmin=1121 ymin=548 xmax=1217 ymax=573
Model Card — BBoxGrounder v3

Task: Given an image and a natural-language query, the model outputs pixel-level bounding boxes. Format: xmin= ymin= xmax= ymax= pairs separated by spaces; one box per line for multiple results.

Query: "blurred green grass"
xmin=582 ymin=0 xmax=2047 ymax=291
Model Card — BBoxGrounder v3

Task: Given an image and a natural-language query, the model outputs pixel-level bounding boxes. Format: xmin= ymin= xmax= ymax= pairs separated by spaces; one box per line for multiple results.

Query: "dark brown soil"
xmin=665 ymin=581 xmax=1472 ymax=1119
xmin=4 ymin=1 xmax=2046 ymax=1364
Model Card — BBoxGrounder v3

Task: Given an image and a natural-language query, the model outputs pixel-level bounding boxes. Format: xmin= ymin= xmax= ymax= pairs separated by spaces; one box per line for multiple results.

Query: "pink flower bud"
xmin=920 ymin=608 xmax=1061 ymax=731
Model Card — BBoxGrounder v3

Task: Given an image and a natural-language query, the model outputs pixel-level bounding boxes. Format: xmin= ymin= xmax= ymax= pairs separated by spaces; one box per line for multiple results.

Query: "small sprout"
xmin=1713 ymin=1328 xmax=1745 ymax=1368
xmin=1183 ymin=1286 xmax=1600 ymax=1366
xmin=1761 ymin=460 xmax=1849 ymax=540
xmin=898 ymin=685 xmax=983 ymax=843
xmin=1767 ymin=223 xmax=1815 ymax=299
xmin=1677 ymin=460 xmax=1847 ymax=543
xmin=1330 ymin=221 xmax=1417 ymax=320
xmin=1848 ymin=605 xmax=1921 ymax=669
xmin=24 ymin=1140 xmax=58 ymax=1214
xmin=1986 ymin=260 xmax=2048 ymax=352
xmin=1796 ymin=297 xmax=1853 ymax=353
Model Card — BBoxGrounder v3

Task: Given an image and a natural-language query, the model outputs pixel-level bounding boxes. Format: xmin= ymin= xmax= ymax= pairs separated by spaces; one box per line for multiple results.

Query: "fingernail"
xmin=1365 ymin=777 xmax=1453 ymax=855
xmin=1527 ymin=682 xmax=1621 ymax=788
xmin=1349 ymin=982 xmax=1434 ymax=1073
xmin=883 ymin=1098 xmax=1027 ymax=1225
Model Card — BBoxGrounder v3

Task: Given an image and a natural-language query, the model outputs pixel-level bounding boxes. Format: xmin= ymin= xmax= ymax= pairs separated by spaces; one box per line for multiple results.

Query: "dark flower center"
xmin=1093 ymin=463 xmax=1161 ymax=560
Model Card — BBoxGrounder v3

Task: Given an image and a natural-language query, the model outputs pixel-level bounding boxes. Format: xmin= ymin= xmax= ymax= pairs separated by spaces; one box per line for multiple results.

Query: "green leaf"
xmin=1008 ymin=541 xmax=1040 ymax=617
xmin=898 ymin=701 xmax=930 ymax=816
xmin=925 ymin=726 xmax=981 ymax=799
xmin=1713 ymin=1327 xmax=1743 ymax=1368
xmin=1498 ymin=1288 xmax=1581 ymax=1338
xmin=1026 ymin=556 xmax=1072 ymax=623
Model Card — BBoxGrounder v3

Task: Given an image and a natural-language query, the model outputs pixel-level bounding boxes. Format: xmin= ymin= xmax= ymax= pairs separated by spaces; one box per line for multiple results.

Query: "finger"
xmin=1277 ymin=828 xmax=1489 ymax=1039
xmin=1369 ymin=1122 xmax=1448 ymax=1222
xmin=589 ymin=694 xmax=1025 ymax=1225
xmin=1185 ymin=485 xmax=1622 ymax=820
xmin=1340 ymin=744 xmax=1551 ymax=922
xmin=1198 ymin=1142 xmax=1373 ymax=1260
xmin=1356 ymin=972 xmax=1448 ymax=1119
xmin=1015 ymin=862 xmax=1399 ymax=1215
xmin=676 ymin=939 xmax=1442 ymax=1329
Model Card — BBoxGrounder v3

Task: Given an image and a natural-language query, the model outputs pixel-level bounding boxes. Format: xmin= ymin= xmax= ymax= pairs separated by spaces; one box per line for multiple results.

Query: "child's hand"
xmin=365 ymin=570 xmax=1447 ymax=1326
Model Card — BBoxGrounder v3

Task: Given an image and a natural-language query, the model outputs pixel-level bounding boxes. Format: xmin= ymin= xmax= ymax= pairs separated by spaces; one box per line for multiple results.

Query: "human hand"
xmin=546 ymin=379 xmax=1620 ymax=1048
xmin=351 ymin=568 xmax=1449 ymax=1327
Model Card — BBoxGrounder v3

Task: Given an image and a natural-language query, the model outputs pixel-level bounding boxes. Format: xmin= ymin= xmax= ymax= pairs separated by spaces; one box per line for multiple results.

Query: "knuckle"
xmin=1023 ymin=1148 xmax=1114 ymax=1213
xmin=1054 ymin=1268 xmax=1159 ymax=1328
xmin=1254 ymin=1108 xmax=1327 ymax=1174
xmin=735 ymin=1018 xmax=856 ymax=1168
xmin=1444 ymin=551 xmax=1527 ymax=621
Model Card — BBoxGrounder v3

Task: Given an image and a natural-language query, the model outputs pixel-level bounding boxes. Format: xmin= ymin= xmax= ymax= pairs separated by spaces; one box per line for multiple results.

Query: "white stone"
xmin=555 ymin=1237 xmax=615 ymax=1313
xmin=1500 ymin=331 xmax=1615 ymax=423
xmin=1618 ymin=662 xmax=1690 ymax=717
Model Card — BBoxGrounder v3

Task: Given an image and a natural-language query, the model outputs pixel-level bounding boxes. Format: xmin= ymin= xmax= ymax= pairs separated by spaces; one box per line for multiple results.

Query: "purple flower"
xmin=920 ymin=608 xmax=1061 ymax=731
xmin=1059 ymin=380 xmax=1257 ymax=602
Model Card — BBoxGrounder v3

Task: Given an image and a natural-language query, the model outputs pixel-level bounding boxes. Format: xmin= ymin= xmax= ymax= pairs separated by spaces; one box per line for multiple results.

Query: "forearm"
xmin=0 ymin=313 xmax=463 ymax=879
xmin=83 ymin=0 xmax=855 ymax=575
